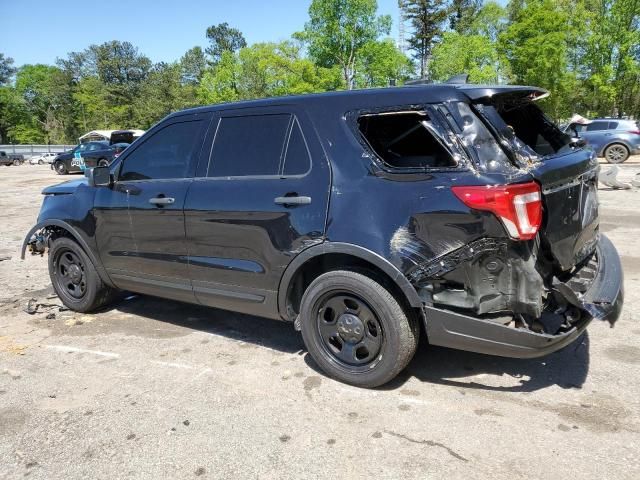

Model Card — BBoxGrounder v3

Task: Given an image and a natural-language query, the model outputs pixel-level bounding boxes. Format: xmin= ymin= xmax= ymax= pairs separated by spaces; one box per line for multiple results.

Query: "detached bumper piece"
xmin=423 ymin=234 xmax=623 ymax=358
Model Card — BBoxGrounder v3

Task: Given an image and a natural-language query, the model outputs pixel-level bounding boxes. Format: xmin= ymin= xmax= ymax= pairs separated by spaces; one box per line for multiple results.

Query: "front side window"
xmin=119 ymin=120 xmax=204 ymax=181
xmin=209 ymin=114 xmax=291 ymax=177
xmin=357 ymin=111 xmax=456 ymax=169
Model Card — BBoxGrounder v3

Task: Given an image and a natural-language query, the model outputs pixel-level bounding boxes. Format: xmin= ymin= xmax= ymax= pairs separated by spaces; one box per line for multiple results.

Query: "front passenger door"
xmin=95 ymin=113 xmax=212 ymax=302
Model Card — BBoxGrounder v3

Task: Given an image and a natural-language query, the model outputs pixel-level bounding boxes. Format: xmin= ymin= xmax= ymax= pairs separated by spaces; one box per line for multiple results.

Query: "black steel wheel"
xmin=49 ymin=237 xmax=118 ymax=312
xmin=316 ymin=292 xmax=384 ymax=369
xmin=54 ymin=161 xmax=68 ymax=175
xmin=300 ymin=270 xmax=419 ymax=388
xmin=53 ymin=248 xmax=87 ymax=300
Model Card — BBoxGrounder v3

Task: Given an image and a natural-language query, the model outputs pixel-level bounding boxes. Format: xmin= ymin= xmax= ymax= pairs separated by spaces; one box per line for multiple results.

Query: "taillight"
xmin=452 ymin=182 xmax=542 ymax=241
xmin=628 ymin=130 xmax=640 ymax=135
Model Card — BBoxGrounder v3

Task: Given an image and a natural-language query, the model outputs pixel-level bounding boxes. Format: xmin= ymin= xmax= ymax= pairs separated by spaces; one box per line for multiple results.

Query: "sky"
xmin=0 ymin=0 xmax=403 ymax=67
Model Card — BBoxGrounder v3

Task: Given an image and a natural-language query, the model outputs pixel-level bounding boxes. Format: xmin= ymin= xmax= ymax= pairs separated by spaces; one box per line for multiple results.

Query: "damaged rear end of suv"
xmin=351 ymin=84 xmax=623 ymax=362
xmin=22 ymin=81 xmax=624 ymax=388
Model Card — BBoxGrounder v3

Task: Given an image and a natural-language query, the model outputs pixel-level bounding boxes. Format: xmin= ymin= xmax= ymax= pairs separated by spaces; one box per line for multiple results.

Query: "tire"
xmin=97 ymin=158 xmax=109 ymax=167
xmin=604 ymin=143 xmax=630 ymax=164
xmin=54 ymin=161 xmax=68 ymax=175
xmin=38 ymin=159 xmax=44 ymax=165
xmin=48 ymin=237 xmax=118 ymax=313
xmin=13 ymin=159 xmax=20 ymax=166
xmin=299 ymin=270 xmax=419 ymax=388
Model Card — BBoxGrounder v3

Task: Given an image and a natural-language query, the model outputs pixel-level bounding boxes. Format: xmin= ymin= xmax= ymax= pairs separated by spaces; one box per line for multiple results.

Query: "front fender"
xmin=21 ymin=219 xmax=115 ymax=288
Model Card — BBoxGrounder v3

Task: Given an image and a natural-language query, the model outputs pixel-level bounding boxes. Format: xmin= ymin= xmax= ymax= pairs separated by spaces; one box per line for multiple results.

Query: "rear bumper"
xmin=423 ymin=234 xmax=623 ymax=358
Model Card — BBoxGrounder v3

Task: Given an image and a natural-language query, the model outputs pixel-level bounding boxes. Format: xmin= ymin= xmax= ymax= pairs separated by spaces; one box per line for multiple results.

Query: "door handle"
xmin=149 ymin=196 xmax=175 ymax=205
xmin=274 ymin=195 xmax=312 ymax=206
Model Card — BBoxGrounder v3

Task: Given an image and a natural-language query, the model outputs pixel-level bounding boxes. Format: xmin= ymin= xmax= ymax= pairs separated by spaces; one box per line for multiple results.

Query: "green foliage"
xmin=356 ymin=39 xmax=414 ymax=87
xmin=0 ymin=86 xmax=42 ymax=143
xmin=205 ymin=23 xmax=247 ymax=64
xmin=295 ymin=0 xmax=392 ymax=89
xmin=0 ymin=53 xmax=17 ymax=85
xmin=198 ymin=42 xmax=342 ymax=104
xmin=2 ymin=0 xmax=639 ymax=142
xmin=400 ymin=0 xmax=449 ymax=78
xmin=180 ymin=46 xmax=207 ymax=85
xmin=430 ymin=31 xmax=505 ymax=83
xmin=449 ymin=0 xmax=483 ymax=33
xmin=134 ymin=62 xmax=198 ymax=128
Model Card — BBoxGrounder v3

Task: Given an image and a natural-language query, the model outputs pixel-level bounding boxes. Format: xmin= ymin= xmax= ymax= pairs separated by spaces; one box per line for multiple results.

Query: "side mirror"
xmin=570 ymin=137 xmax=587 ymax=148
xmin=86 ymin=166 xmax=112 ymax=187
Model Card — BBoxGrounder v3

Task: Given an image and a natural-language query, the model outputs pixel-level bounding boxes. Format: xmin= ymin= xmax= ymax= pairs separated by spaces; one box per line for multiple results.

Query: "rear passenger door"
xmin=185 ymin=106 xmax=330 ymax=319
xmin=581 ymin=121 xmax=610 ymax=151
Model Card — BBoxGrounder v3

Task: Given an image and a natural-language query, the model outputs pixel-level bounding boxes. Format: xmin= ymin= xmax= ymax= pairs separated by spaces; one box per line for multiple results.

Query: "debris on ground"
xmin=600 ymin=165 xmax=632 ymax=189
xmin=24 ymin=298 xmax=67 ymax=315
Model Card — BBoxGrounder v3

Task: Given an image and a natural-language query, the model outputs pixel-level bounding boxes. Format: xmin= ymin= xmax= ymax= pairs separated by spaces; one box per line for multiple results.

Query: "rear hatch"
xmin=464 ymin=86 xmax=600 ymax=271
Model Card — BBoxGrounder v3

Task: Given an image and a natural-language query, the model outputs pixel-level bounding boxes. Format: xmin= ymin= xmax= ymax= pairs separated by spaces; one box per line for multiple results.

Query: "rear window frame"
xmin=346 ymin=104 xmax=469 ymax=174
xmin=204 ymin=112 xmax=313 ymax=180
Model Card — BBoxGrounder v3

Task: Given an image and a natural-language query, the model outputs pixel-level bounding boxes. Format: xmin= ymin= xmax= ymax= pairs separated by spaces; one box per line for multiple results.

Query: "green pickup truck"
xmin=0 ymin=151 xmax=24 ymax=166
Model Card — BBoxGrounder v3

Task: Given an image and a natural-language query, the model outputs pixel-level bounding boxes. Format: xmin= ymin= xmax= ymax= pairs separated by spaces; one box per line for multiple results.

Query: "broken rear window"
xmin=357 ymin=112 xmax=457 ymax=169
xmin=476 ymin=102 xmax=573 ymax=159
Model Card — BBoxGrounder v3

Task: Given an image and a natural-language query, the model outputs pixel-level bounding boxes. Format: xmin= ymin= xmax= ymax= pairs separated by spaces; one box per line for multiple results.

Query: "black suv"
xmin=23 ymin=84 xmax=623 ymax=387
xmin=52 ymin=141 xmax=126 ymax=175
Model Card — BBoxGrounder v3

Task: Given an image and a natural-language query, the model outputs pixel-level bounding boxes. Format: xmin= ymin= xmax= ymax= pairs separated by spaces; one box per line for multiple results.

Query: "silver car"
xmin=567 ymin=118 xmax=640 ymax=163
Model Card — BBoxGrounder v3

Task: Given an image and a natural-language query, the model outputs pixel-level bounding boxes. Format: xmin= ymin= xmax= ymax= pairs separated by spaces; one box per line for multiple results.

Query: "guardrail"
xmin=0 ymin=145 xmax=74 ymax=157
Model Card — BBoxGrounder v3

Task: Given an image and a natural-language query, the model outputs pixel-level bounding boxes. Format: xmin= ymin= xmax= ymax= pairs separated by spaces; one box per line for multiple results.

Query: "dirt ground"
xmin=1 ymin=161 xmax=639 ymax=480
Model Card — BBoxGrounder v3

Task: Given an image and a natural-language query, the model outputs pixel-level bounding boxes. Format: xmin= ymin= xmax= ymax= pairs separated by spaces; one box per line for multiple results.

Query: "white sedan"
xmin=29 ymin=153 xmax=58 ymax=165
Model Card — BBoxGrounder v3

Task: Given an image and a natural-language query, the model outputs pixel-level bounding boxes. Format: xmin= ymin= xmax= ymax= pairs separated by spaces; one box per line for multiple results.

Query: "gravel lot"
xmin=1 ymin=162 xmax=639 ymax=480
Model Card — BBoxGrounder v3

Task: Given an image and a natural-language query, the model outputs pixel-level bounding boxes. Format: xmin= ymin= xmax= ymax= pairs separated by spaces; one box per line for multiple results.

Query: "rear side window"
xmin=586 ymin=121 xmax=608 ymax=131
xmin=282 ymin=118 xmax=311 ymax=175
xmin=608 ymin=121 xmax=619 ymax=130
xmin=357 ymin=112 xmax=456 ymax=169
xmin=209 ymin=114 xmax=290 ymax=177
xmin=119 ymin=120 xmax=204 ymax=181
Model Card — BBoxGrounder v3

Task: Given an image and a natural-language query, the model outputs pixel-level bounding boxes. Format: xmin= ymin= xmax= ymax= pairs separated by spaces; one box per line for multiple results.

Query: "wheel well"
xmin=283 ymin=252 xmax=417 ymax=321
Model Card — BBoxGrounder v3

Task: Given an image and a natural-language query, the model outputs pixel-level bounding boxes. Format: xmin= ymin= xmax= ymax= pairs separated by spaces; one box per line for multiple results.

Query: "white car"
xmin=29 ymin=153 xmax=58 ymax=165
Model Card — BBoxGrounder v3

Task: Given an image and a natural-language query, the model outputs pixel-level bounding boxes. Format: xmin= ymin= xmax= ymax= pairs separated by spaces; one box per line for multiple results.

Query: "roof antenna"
xmin=445 ymin=74 xmax=469 ymax=84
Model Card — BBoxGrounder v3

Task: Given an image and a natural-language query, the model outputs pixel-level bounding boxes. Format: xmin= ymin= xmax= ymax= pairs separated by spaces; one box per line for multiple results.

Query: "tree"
xmin=449 ymin=0 xmax=482 ymax=34
xmin=400 ymin=0 xmax=449 ymax=79
xmin=356 ymin=39 xmax=414 ymax=87
xmin=499 ymin=0 xmax=581 ymax=119
xmin=429 ymin=2 xmax=509 ymax=83
xmin=430 ymin=31 xmax=506 ymax=83
xmin=15 ymin=64 xmax=74 ymax=143
xmin=205 ymin=23 xmax=247 ymax=64
xmin=581 ymin=0 xmax=640 ymax=117
xmin=0 ymin=53 xmax=17 ymax=85
xmin=295 ymin=0 xmax=392 ymax=89
xmin=198 ymin=41 xmax=342 ymax=104
xmin=134 ymin=62 xmax=198 ymax=127
xmin=180 ymin=46 xmax=206 ymax=84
